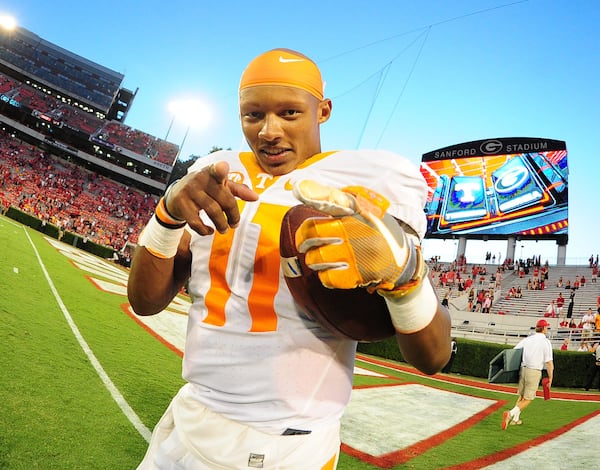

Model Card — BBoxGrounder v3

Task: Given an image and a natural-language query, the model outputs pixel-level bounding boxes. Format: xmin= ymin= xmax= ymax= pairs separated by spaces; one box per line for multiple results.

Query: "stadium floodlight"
xmin=166 ymin=98 xmax=211 ymax=159
xmin=0 ymin=15 xmax=17 ymax=31
xmin=168 ymin=99 xmax=211 ymax=131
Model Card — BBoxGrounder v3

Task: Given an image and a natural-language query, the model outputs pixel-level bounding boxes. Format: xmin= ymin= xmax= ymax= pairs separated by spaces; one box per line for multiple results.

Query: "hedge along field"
xmin=1 ymin=214 xmax=599 ymax=469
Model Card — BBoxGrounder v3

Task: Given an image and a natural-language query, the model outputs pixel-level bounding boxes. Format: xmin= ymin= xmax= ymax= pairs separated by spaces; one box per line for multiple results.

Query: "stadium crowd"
xmin=0 ymin=131 xmax=156 ymax=251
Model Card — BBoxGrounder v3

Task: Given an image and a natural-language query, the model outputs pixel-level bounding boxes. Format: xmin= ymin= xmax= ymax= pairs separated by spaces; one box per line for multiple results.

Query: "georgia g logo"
xmin=480 ymin=140 xmax=503 ymax=155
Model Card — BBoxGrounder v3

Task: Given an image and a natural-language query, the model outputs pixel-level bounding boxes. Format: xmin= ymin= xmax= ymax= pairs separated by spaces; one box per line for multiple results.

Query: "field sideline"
xmin=1 ymin=214 xmax=598 ymax=469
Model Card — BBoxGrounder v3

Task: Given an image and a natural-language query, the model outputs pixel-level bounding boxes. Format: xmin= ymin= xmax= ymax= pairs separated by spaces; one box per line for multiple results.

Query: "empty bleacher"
xmin=485 ymin=265 xmax=596 ymax=317
xmin=431 ymin=261 xmax=600 ymax=349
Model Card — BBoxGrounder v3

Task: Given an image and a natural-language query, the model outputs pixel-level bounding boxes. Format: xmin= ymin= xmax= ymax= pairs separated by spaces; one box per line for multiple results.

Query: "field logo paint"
xmin=45 ymin=238 xmax=127 ymax=282
xmin=45 ymin=237 xmax=190 ymax=314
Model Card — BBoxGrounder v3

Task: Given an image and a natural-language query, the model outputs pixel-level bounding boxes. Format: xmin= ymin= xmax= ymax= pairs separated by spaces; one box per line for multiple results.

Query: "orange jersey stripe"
xmin=247 ymin=203 xmax=288 ymax=332
xmin=203 ymin=228 xmax=236 ymax=327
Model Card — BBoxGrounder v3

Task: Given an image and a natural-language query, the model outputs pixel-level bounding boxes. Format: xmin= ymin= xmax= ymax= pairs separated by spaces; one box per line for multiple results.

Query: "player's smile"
xmin=259 ymin=146 xmax=292 ymax=164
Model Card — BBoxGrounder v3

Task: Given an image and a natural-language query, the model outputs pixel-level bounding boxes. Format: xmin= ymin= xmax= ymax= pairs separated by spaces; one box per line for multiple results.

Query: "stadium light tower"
xmin=166 ymin=99 xmax=211 ymax=159
xmin=520 ymin=244 xmax=524 ymax=260
xmin=0 ymin=15 xmax=17 ymax=31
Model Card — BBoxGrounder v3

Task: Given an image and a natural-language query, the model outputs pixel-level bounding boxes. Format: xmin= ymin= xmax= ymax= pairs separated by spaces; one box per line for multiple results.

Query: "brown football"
xmin=279 ymin=204 xmax=395 ymax=342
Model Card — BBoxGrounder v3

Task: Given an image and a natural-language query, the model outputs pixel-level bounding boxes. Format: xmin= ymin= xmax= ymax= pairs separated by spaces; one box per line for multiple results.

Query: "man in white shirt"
xmin=502 ymin=319 xmax=554 ymax=429
xmin=582 ymin=308 xmax=595 ymax=340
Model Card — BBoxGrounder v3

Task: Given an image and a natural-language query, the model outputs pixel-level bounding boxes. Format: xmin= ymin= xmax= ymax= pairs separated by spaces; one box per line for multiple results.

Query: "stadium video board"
xmin=420 ymin=137 xmax=568 ymax=240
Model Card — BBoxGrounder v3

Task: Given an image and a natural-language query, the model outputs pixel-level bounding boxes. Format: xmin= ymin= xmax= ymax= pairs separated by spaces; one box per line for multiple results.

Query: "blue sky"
xmin=3 ymin=0 xmax=599 ymax=265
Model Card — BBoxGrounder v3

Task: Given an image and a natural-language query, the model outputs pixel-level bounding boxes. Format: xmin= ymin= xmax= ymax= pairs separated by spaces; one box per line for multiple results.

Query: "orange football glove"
xmin=293 ymin=180 xmax=425 ymax=295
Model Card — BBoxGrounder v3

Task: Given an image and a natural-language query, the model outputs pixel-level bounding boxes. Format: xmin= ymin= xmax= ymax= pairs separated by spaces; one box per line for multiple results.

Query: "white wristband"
xmin=381 ymin=276 xmax=438 ymax=333
xmin=138 ymin=215 xmax=185 ymax=259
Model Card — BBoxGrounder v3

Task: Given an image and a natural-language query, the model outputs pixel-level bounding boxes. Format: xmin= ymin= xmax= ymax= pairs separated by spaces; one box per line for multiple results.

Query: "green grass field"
xmin=1 ymin=214 xmax=598 ymax=469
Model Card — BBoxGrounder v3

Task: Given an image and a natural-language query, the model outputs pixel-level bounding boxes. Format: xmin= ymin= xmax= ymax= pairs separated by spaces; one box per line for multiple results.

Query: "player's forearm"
xmin=395 ymin=304 xmax=452 ymax=375
xmin=127 ymin=246 xmax=190 ymax=316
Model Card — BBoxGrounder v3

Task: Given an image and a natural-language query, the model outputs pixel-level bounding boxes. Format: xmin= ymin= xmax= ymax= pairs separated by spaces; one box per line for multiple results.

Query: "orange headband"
xmin=239 ymin=49 xmax=324 ymax=100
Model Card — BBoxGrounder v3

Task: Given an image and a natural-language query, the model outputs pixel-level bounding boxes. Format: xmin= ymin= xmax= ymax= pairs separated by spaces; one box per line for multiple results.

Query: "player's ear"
xmin=317 ymin=98 xmax=332 ymax=124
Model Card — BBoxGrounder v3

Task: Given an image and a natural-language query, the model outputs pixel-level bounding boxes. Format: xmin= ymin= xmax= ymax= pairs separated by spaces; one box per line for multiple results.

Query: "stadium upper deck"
xmin=0 ymin=26 xmax=124 ymax=117
xmin=0 ymin=25 xmax=179 ymax=195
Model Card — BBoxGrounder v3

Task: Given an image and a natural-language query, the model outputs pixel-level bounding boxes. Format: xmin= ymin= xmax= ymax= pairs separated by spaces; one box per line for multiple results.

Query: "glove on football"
xmin=293 ymin=180 xmax=425 ymax=295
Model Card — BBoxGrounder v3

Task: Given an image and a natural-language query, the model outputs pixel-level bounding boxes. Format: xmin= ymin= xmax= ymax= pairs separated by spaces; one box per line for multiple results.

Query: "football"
xmin=279 ymin=204 xmax=395 ymax=342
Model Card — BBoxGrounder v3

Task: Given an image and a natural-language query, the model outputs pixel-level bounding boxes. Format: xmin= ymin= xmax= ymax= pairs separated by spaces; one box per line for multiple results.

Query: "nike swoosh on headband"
xmin=279 ymin=56 xmax=305 ymax=63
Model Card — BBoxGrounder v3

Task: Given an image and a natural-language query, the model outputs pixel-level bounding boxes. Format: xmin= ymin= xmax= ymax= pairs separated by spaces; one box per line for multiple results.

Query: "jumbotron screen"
xmin=420 ymin=137 xmax=568 ymax=240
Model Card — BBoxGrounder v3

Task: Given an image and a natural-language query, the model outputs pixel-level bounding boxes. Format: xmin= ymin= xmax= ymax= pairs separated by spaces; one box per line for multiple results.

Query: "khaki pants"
xmin=138 ymin=385 xmax=340 ymax=470
xmin=518 ymin=366 xmax=542 ymax=401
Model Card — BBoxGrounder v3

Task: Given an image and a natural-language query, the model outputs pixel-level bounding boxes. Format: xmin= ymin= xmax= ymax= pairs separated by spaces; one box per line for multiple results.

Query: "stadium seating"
xmin=431 ymin=261 xmax=600 ymax=349
xmin=0 ymin=72 xmax=19 ymax=94
xmin=0 ymin=71 xmax=178 ymax=165
xmin=57 ymin=105 xmax=104 ymax=135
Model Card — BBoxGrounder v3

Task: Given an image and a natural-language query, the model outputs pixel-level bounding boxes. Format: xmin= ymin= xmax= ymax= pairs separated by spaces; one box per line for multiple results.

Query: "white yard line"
xmin=24 ymin=227 xmax=152 ymax=443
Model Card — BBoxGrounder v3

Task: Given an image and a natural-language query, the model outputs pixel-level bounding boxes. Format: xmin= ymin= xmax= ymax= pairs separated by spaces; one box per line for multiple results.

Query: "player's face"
xmin=239 ymin=86 xmax=332 ymax=176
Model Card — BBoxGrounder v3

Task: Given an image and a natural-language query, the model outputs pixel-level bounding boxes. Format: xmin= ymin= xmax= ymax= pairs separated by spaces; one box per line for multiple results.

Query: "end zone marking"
xmin=341 ymin=384 xmax=502 ymax=468
xmin=449 ymin=410 xmax=600 ymax=469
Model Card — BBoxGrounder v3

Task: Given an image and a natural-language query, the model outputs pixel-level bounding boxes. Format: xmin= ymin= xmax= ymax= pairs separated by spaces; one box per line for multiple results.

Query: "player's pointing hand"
xmin=165 ymin=161 xmax=259 ymax=236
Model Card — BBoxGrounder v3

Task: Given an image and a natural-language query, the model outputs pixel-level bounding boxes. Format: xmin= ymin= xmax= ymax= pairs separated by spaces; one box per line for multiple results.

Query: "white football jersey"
xmin=182 ymin=149 xmax=427 ymax=434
